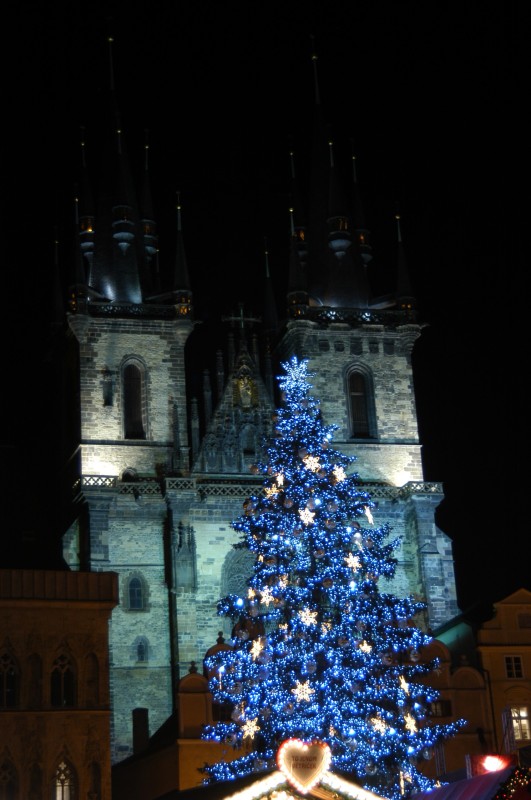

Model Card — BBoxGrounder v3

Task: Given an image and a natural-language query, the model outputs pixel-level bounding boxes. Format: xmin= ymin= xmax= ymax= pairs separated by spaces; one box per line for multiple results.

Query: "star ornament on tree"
xmin=250 ymin=638 xmax=264 ymax=660
xmin=332 ymin=465 xmax=346 ymax=482
xmin=299 ymin=508 xmax=315 ymax=526
xmin=345 ymin=553 xmax=361 ymax=571
xmin=303 ymin=455 xmax=321 ymax=472
xmin=404 ymin=713 xmax=417 ymax=733
xmin=370 ymin=715 xmax=388 ymax=734
xmin=299 ymin=608 xmax=318 ymax=626
xmin=260 ymin=586 xmax=274 ymax=606
xmin=242 ymin=717 xmax=261 ymax=739
xmin=292 ymin=680 xmax=315 ymax=702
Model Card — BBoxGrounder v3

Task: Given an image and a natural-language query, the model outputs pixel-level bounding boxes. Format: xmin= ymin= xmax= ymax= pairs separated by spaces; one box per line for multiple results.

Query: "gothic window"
xmin=123 ymin=361 xmax=146 ymax=440
xmin=52 ymin=760 xmax=76 ymax=800
xmin=128 ymin=577 xmax=145 ymax=610
xmin=0 ymin=758 xmax=18 ymax=800
xmin=0 ymin=652 xmax=19 ymax=708
xmin=85 ymin=653 xmax=99 ymax=707
xmin=51 ymin=654 xmax=76 ymax=707
xmin=505 ymin=655 xmax=524 ymax=678
xmin=346 ymin=368 xmax=376 ymax=439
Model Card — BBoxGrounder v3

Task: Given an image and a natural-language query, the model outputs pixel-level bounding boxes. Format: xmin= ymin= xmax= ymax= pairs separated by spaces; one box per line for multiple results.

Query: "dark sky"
xmin=2 ymin=3 xmax=525 ymax=612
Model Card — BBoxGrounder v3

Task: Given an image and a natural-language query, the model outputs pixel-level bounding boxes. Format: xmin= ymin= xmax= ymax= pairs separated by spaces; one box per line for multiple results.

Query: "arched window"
xmin=0 ymin=757 xmax=18 ymax=799
xmin=128 ymin=577 xmax=144 ymax=610
xmin=51 ymin=654 xmax=76 ymax=708
xmin=123 ymin=362 xmax=146 ymax=440
xmin=346 ymin=368 xmax=377 ymax=439
xmin=52 ymin=760 xmax=76 ymax=800
xmin=0 ymin=652 xmax=19 ymax=708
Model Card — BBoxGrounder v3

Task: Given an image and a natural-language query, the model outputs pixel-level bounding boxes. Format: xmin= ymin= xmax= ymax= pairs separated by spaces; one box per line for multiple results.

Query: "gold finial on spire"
xmin=107 ymin=35 xmax=115 ymax=92
xmin=144 ymin=129 xmax=150 ymax=170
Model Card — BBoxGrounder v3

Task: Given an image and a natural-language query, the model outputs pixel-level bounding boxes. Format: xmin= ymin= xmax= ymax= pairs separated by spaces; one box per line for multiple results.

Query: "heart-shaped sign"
xmin=277 ymin=739 xmax=332 ymax=794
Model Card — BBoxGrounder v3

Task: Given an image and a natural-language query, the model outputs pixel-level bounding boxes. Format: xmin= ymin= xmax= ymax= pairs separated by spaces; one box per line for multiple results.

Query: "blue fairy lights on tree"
xmin=202 ymin=357 xmax=465 ymax=799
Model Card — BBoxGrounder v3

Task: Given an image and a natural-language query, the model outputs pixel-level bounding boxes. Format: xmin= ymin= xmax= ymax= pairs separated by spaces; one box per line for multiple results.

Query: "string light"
xmin=202 ymin=357 xmax=465 ymax=799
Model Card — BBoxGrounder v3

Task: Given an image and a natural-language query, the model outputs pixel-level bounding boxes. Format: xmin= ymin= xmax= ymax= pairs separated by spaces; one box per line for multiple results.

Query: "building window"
xmin=123 ymin=362 xmax=146 ymax=439
xmin=0 ymin=758 xmax=18 ymax=799
xmin=347 ymin=368 xmax=376 ymax=439
xmin=53 ymin=760 xmax=76 ymax=800
xmin=429 ymin=700 xmax=452 ymax=717
xmin=511 ymin=706 xmax=530 ymax=741
xmin=0 ymin=652 xmax=19 ymax=708
xmin=505 ymin=655 xmax=523 ymax=678
xmin=136 ymin=639 xmax=148 ymax=662
xmin=128 ymin=577 xmax=144 ymax=610
xmin=51 ymin=654 xmax=76 ymax=707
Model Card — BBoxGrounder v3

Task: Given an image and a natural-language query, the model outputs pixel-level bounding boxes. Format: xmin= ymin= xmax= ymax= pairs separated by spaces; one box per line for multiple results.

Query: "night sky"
xmin=2 ymin=3 xmax=525 ymax=612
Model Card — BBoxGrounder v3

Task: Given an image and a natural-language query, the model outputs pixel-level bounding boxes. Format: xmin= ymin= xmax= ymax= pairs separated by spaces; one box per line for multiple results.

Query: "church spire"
xmin=350 ymin=142 xmax=372 ymax=265
xmin=139 ymin=131 xmax=158 ymax=295
xmin=171 ymin=193 xmax=193 ymax=317
xmin=262 ymin=241 xmax=278 ymax=335
xmin=83 ymin=34 xmax=143 ymax=304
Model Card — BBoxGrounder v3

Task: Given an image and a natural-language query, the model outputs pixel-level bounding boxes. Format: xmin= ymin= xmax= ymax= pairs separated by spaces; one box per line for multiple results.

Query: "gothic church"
xmin=60 ymin=49 xmax=460 ymax=764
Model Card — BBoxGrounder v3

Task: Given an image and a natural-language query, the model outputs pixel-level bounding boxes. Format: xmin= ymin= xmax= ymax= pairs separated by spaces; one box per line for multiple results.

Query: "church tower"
xmin=61 ymin=43 xmax=459 ymax=763
xmin=277 ymin=49 xmax=457 ymax=635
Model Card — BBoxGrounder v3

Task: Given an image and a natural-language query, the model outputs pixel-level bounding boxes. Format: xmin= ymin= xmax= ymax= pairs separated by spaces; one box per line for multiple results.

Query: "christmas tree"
xmin=202 ymin=357 xmax=465 ymax=799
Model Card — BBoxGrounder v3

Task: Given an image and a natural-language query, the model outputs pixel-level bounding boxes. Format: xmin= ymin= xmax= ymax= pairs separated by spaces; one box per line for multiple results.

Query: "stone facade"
xmin=62 ymin=307 xmax=460 ymax=763
xmin=0 ymin=569 xmax=118 ymax=799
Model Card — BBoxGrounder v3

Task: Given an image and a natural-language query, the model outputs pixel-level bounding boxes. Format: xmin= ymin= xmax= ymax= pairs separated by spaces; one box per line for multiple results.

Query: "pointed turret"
xmin=139 ymin=132 xmax=158 ymax=295
xmin=262 ymin=243 xmax=278 ymax=335
xmin=395 ymin=213 xmax=416 ymax=312
xmin=327 ymin=139 xmax=352 ymax=258
xmin=77 ymin=126 xmax=95 ymax=273
xmin=85 ymin=35 xmax=143 ymax=304
xmin=171 ymin=193 xmax=193 ymax=317
xmin=286 ymin=209 xmax=309 ymax=313
xmin=304 ymin=39 xmax=370 ymax=309
xmin=288 ymin=149 xmax=307 ymax=269
xmin=69 ymin=193 xmax=89 ymax=313
xmin=350 ymin=145 xmax=373 ymax=265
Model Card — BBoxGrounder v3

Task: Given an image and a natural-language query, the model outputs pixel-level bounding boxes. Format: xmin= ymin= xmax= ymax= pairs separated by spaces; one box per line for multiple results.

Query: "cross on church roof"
xmin=222 ymin=303 xmax=261 ymax=331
